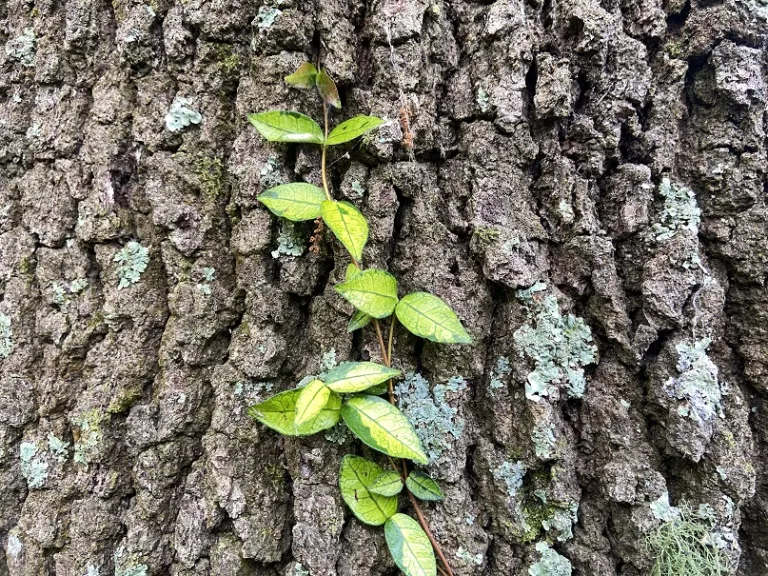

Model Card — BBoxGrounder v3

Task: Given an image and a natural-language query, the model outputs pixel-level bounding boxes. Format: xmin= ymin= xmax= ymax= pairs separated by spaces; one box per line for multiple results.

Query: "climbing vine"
xmin=246 ymin=62 xmax=472 ymax=576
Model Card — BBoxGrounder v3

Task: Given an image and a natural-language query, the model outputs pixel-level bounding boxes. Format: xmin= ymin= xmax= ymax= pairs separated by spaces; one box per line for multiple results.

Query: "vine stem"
xmin=320 ymin=96 xmax=454 ymax=576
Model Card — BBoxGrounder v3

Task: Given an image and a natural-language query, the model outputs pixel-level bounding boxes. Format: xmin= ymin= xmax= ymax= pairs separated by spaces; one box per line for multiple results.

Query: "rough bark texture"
xmin=1 ymin=0 xmax=767 ymax=575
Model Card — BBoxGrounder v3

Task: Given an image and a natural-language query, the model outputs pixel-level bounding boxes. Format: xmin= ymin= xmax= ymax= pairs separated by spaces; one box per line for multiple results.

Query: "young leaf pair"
xmin=249 ymin=361 xmax=429 ymax=464
xmin=340 ymin=456 xmax=441 ymax=576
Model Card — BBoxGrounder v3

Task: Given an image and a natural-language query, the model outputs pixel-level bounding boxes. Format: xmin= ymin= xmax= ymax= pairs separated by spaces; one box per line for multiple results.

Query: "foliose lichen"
xmin=476 ymin=85 xmax=490 ymax=112
xmin=271 ymin=220 xmax=305 ymax=259
xmin=489 ymin=356 xmax=511 ymax=395
xmin=114 ymin=546 xmax=149 ymax=576
xmin=7 ymin=533 xmax=22 ymax=557
xmin=456 ymin=547 xmax=484 ymax=566
xmin=72 ymin=410 xmax=104 ymax=465
xmin=85 ymin=564 xmax=101 ymax=576
xmin=493 ymin=460 xmax=527 ymax=498
xmin=528 ymin=542 xmax=572 ymax=576
xmin=0 ymin=312 xmax=13 ymax=359
xmin=259 ymin=155 xmax=283 ymax=187
xmin=5 ymin=28 xmax=36 ymax=67
xmin=47 ymin=433 xmax=70 ymax=463
xmin=19 ymin=441 xmax=48 ymax=489
xmin=351 ymin=181 xmax=366 ymax=196
xmin=394 ymin=373 xmax=466 ymax=463
xmin=514 ymin=283 xmax=597 ymax=401
xmin=531 ymin=420 xmax=558 ymax=460
xmin=165 ymin=97 xmax=203 ymax=133
xmin=254 ymin=6 xmax=282 ymax=29
xmin=651 ymin=178 xmax=701 ymax=242
xmin=114 ymin=241 xmax=150 ymax=289
xmin=664 ymin=339 xmax=725 ymax=425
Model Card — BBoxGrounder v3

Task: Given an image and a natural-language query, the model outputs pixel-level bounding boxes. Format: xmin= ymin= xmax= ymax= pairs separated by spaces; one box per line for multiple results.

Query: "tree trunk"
xmin=1 ymin=0 xmax=767 ymax=575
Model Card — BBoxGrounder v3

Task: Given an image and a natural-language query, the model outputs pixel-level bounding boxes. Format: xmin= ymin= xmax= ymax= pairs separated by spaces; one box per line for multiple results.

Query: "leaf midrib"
xmin=348 ymin=399 xmax=420 ymax=459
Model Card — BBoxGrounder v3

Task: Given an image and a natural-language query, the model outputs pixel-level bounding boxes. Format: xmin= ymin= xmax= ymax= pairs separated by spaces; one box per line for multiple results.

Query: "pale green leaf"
xmin=336 ymin=269 xmax=398 ymax=319
xmin=347 ymin=310 xmax=372 ymax=332
xmin=395 ymin=292 xmax=472 ymax=344
xmin=384 ymin=513 xmax=437 ymax=576
xmin=248 ymin=387 xmax=341 ymax=436
xmin=321 ymin=200 xmax=369 ymax=262
xmin=405 ymin=471 xmax=443 ymax=502
xmin=295 ymin=379 xmax=331 ymax=427
xmin=346 ymin=262 xmax=362 ymax=281
xmin=326 ymin=116 xmax=386 ymax=146
xmin=341 ymin=395 xmax=428 ymax=464
xmin=316 ymin=70 xmax=341 ymax=109
xmin=258 ymin=183 xmax=326 ymax=221
xmin=339 ymin=455 xmax=398 ymax=525
xmin=285 ymin=62 xmax=318 ymax=89
xmin=370 ymin=470 xmax=404 ymax=497
xmin=247 ymin=111 xmax=324 ymax=144
xmin=324 ymin=362 xmax=401 ymax=393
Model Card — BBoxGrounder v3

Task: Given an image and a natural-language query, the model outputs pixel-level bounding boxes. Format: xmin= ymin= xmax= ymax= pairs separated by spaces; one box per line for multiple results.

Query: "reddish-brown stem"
xmin=407 ymin=489 xmax=455 ymax=576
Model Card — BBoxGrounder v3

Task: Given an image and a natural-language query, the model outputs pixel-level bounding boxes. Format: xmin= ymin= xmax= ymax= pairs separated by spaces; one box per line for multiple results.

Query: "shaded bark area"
xmin=1 ymin=0 xmax=767 ymax=575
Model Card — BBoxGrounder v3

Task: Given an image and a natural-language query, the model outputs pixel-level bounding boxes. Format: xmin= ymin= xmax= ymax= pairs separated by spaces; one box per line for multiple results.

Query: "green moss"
xmin=197 ymin=157 xmax=226 ymax=201
xmin=473 ymin=226 xmax=500 ymax=245
xmin=108 ymin=386 xmax=143 ymax=414
xmin=18 ymin=256 xmax=33 ymax=274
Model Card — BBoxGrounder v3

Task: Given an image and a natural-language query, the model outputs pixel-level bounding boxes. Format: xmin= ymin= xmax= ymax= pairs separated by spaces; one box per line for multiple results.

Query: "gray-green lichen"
xmin=259 ymin=155 xmax=282 ymax=187
xmin=664 ymin=339 xmax=725 ymax=425
xmin=514 ymin=283 xmax=597 ymax=401
xmin=476 ymin=85 xmax=490 ymax=112
xmin=5 ymin=28 xmax=36 ymax=67
xmin=254 ymin=6 xmax=281 ymax=29
xmin=114 ymin=546 xmax=149 ymax=576
xmin=351 ymin=181 xmax=366 ymax=196
xmin=114 ymin=242 xmax=150 ymax=289
xmin=529 ymin=542 xmax=572 ymax=576
xmin=493 ymin=460 xmax=527 ymax=498
xmin=531 ymin=420 xmax=558 ymax=460
xmin=197 ymin=266 xmax=216 ymax=296
xmin=489 ymin=356 xmax=511 ymax=395
xmin=456 ymin=547 xmax=484 ymax=566
xmin=394 ymin=373 xmax=466 ymax=463
xmin=271 ymin=221 xmax=305 ymax=259
xmin=85 ymin=564 xmax=101 ymax=576
xmin=291 ymin=563 xmax=310 ymax=576
xmin=7 ymin=533 xmax=22 ymax=556
xmin=20 ymin=441 xmax=48 ymax=488
xmin=72 ymin=410 xmax=104 ymax=465
xmin=651 ymin=178 xmax=701 ymax=242
xmin=0 ymin=312 xmax=13 ymax=359
xmin=47 ymin=433 xmax=70 ymax=463
xmin=165 ymin=97 xmax=203 ymax=133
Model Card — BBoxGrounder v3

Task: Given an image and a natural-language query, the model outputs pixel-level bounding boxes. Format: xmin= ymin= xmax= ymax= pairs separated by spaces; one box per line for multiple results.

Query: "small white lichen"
xmin=271 ymin=220 xmax=305 ymax=259
xmin=5 ymin=28 xmax=36 ymax=68
xmin=476 ymin=85 xmax=490 ymax=113
xmin=651 ymin=178 xmax=701 ymax=242
xmin=0 ymin=312 xmax=13 ymax=359
xmin=19 ymin=441 xmax=48 ymax=488
xmin=85 ymin=564 xmax=101 ymax=576
xmin=7 ymin=534 xmax=22 ymax=557
xmin=254 ymin=6 xmax=282 ymax=29
xmin=114 ymin=242 xmax=150 ymax=289
xmin=165 ymin=97 xmax=203 ymax=133
xmin=456 ymin=547 xmax=484 ymax=566
xmin=351 ymin=181 xmax=366 ymax=196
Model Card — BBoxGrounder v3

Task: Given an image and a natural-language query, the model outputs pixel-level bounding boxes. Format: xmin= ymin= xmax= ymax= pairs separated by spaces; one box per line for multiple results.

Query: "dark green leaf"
xmin=405 ymin=471 xmax=443 ymax=502
xmin=326 ymin=116 xmax=386 ymax=146
xmin=370 ymin=470 xmax=404 ymax=497
xmin=324 ymin=362 xmax=401 ymax=393
xmin=258 ymin=183 xmax=326 ymax=221
xmin=341 ymin=395 xmax=428 ymax=464
xmin=285 ymin=62 xmax=318 ymax=89
xmin=384 ymin=513 xmax=437 ymax=576
xmin=316 ymin=70 xmax=341 ymax=109
xmin=339 ymin=455 xmax=398 ymax=525
xmin=336 ymin=269 xmax=398 ymax=319
xmin=395 ymin=292 xmax=472 ymax=344
xmin=248 ymin=387 xmax=341 ymax=436
xmin=247 ymin=111 xmax=324 ymax=144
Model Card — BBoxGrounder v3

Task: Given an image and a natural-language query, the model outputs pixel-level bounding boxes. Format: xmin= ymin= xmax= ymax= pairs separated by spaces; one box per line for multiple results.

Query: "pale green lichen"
xmin=456 ymin=547 xmax=484 ymax=566
xmin=5 ymin=28 xmax=36 ymax=67
xmin=351 ymin=181 xmax=366 ymax=196
xmin=47 ymin=433 xmax=70 ymax=463
xmin=7 ymin=534 xmax=22 ymax=556
xmin=165 ymin=97 xmax=202 ymax=133
xmin=114 ymin=547 xmax=149 ymax=576
xmin=395 ymin=373 xmax=466 ymax=463
xmin=51 ymin=282 xmax=68 ymax=305
xmin=647 ymin=500 xmax=736 ymax=576
xmin=26 ymin=124 xmax=41 ymax=138
xmin=254 ymin=6 xmax=281 ymax=29
xmin=502 ymin=236 xmax=521 ymax=254
xmin=20 ymin=441 xmax=48 ymax=488
xmin=271 ymin=221 xmax=305 ymax=259
xmin=70 ymin=278 xmax=89 ymax=293
xmin=320 ymin=348 xmax=338 ymax=372
xmin=529 ymin=542 xmax=572 ymax=576
xmin=541 ymin=502 xmax=579 ymax=542
xmin=476 ymin=85 xmax=490 ymax=112
xmin=114 ymin=242 xmax=150 ymax=289
xmin=85 ymin=564 xmax=101 ymax=576
xmin=531 ymin=421 xmax=557 ymax=460
xmin=72 ymin=410 xmax=103 ymax=465
xmin=0 ymin=312 xmax=13 ymax=359
xmin=514 ymin=284 xmax=597 ymax=401
xmin=664 ymin=339 xmax=725 ymax=425
xmin=324 ymin=422 xmax=352 ymax=444
xmin=259 ymin=155 xmax=283 ymax=187
xmin=651 ymin=178 xmax=701 ymax=242
xmin=489 ymin=356 xmax=511 ymax=395
xmin=197 ymin=267 xmax=216 ymax=296
xmin=493 ymin=460 xmax=527 ymax=498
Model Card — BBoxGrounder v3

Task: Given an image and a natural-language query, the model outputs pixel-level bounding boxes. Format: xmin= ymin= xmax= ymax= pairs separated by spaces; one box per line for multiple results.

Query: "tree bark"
xmin=1 ymin=0 xmax=767 ymax=575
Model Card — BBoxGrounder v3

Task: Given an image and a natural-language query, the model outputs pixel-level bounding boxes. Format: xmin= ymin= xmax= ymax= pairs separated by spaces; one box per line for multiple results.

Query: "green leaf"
xmin=248 ymin=387 xmax=341 ymax=436
xmin=384 ymin=513 xmax=437 ymax=576
xmin=316 ymin=70 xmax=341 ymax=109
xmin=370 ymin=470 xmax=404 ymax=497
xmin=258 ymin=183 xmax=326 ymax=221
xmin=326 ymin=116 xmax=386 ymax=146
xmin=336 ymin=269 xmax=398 ymax=319
xmin=295 ymin=379 xmax=331 ymax=427
xmin=346 ymin=262 xmax=362 ymax=281
xmin=324 ymin=362 xmax=401 ymax=393
xmin=395 ymin=292 xmax=472 ymax=344
xmin=247 ymin=111 xmax=324 ymax=144
xmin=321 ymin=200 xmax=369 ymax=262
xmin=339 ymin=455 xmax=398 ymax=526
xmin=347 ymin=310 xmax=372 ymax=332
xmin=341 ymin=395 xmax=428 ymax=464
xmin=285 ymin=62 xmax=318 ymax=89
xmin=405 ymin=471 xmax=443 ymax=502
